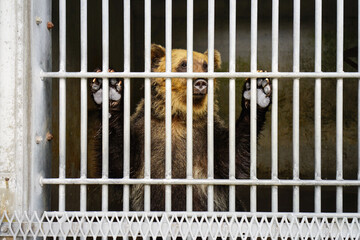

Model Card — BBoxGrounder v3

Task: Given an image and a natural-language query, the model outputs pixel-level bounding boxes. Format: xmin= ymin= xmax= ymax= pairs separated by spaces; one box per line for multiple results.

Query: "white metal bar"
xmin=101 ymin=0 xmax=109 ymax=212
xmin=40 ymin=71 xmax=360 ymax=79
xmin=271 ymin=0 xmax=279 ymax=213
xmin=186 ymin=0 xmax=193 ymax=212
xmin=314 ymin=0 xmax=322 ymax=213
xmin=44 ymin=211 xmax=360 ymax=218
xmin=336 ymin=0 xmax=344 ymax=213
xmin=293 ymin=0 xmax=300 ymax=213
xmin=123 ymin=0 xmax=131 ymax=212
xmin=41 ymin=178 xmax=360 ymax=186
xmin=358 ymin=0 xmax=360 ymax=213
xmin=229 ymin=0 xmax=236 ymax=213
xmin=144 ymin=0 xmax=152 ymax=213
xmin=250 ymin=0 xmax=258 ymax=213
xmin=80 ymin=0 xmax=88 ymax=212
xmin=59 ymin=0 xmax=66 ymax=212
xmin=165 ymin=0 xmax=172 ymax=213
xmin=207 ymin=0 xmax=215 ymax=213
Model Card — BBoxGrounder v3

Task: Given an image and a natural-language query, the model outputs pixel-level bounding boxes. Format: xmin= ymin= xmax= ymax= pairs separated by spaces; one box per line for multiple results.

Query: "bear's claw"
xmin=243 ymin=70 xmax=272 ymax=109
xmin=90 ymin=68 xmax=122 ymax=108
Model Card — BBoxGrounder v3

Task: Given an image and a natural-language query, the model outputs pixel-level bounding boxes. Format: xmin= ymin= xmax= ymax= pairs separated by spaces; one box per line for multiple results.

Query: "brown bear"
xmin=89 ymin=44 xmax=271 ymax=211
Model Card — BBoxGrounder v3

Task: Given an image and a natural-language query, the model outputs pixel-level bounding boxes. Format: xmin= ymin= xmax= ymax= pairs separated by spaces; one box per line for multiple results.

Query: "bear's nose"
xmin=193 ymin=79 xmax=208 ymax=95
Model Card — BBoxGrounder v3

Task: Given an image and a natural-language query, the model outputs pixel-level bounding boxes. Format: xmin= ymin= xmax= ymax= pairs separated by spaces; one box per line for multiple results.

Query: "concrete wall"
xmin=0 ymin=0 xmax=31 ymax=214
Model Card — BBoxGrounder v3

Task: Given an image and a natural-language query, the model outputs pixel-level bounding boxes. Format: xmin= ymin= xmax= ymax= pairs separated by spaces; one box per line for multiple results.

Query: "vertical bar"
xmin=293 ymin=0 xmax=300 ymax=213
xmin=271 ymin=0 xmax=279 ymax=213
xmin=358 ymin=0 xmax=360 ymax=214
xmin=229 ymin=0 xmax=236 ymax=213
xmin=59 ymin=0 xmax=66 ymax=212
xmin=165 ymin=0 xmax=172 ymax=212
xmin=102 ymin=0 xmax=109 ymax=212
xmin=144 ymin=0 xmax=152 ymax=212
xmin=336 ymin=0 xmax=344 ymax=213
xmin=80 ymin=0 xmax=88 ymax=212
xmin=314 ymin=0 xmax=322 ymax=213
xmin=123 ymin=0 xmax=131 ymax=212
xmin=186 ymin=0 xmax=194 ymax=212
xmin=250 ymin=0 xmax=258 ymax=213
xmin=207 ymin=0 xmax=215 ymax=212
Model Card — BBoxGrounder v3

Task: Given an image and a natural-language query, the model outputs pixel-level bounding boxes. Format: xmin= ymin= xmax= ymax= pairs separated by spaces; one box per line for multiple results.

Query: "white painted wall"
xmin=0 ymin=0 xmax=31 ymax=214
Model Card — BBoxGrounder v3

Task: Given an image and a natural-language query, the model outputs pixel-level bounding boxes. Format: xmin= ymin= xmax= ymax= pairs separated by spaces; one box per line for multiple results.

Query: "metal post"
xmin=101 ymin=0 xmax=109 ymax=212
xmin=186 ymin=0 xmax=194 ymax=213
xmin=207 ymin=0 xmax=215 ymax=212
xmin=293 ymin=0 xmax=300 ymax=213
xmin=29 ymin=0 xmax=52 ymax=213
xmin=59 ymin=0 xmax=66 ymax=212
xmin=144 ymin=0 xmax=152 ymax=213
xmin=123 ymin=0 xmax=131 ymax=213
xmin=250 ymin=0 xmax=258 ymax=213
xmin=229 ymin=0 xmax=236 ymax=213
xmin=358 ymin=0 xmax=360 ymax=214
xmin=336 ymin=0 xmax=344 ymax=213
xmin=314 ymin=0 xmax=322 ymax=213
xmin=271 ymin=0 xmax=279 ymax=213
xmin=80 ymin=0 xmax=88 ymax=213
xmin=165 ymin=0 xmax=172 ymax=212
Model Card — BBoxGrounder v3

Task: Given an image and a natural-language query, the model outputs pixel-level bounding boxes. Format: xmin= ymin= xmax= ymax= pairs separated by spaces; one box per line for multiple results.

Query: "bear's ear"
xmin=204 ymin=49 xmax=222 ymax=70
xmin=151 ymin=44 xmax=166 ymax=70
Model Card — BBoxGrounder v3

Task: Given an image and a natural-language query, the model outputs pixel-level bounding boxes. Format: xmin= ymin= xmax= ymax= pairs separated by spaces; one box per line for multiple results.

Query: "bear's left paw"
xmin=243 ymin=71 xmax=271 ymax=109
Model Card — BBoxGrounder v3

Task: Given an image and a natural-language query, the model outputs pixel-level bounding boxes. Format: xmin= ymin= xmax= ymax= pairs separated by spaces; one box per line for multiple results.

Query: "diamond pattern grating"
xmin=1 ymin=212 xmax=360 ymax=239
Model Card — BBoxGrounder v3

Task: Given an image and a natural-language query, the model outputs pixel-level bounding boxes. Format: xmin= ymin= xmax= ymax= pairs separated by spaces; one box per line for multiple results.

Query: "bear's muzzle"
xmin=193 ymin=78 xmax=208 ymax=95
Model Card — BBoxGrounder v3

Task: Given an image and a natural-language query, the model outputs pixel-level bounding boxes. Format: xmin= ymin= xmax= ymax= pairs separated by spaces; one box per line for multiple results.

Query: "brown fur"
xmin=90 ymin=44 xmax=270 ymax=212
xmin=130 ymin=44 xmax=239 ymax=211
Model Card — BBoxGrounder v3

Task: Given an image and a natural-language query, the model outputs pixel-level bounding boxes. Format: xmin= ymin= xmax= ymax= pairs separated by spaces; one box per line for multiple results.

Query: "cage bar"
xmin=59 ymin=0 xmax=66 ymax=212
xmin=144 ymin=0 xmax=152 ymax=213
xmin=228 ymin=0 xmax=236 ymax=213
xmin=101 ymin=0 xmax=109 ymax=212
xmin=80 ymin=0 xmax=87 ymax=212
xmin=207 ymin=0 xmax=215 ymax=212
xmin=314 ymin=0 xmax=322 ymax=213
xmin=41 ymin=177 xmax=360 ymax=186
xmin=336 ymin=0 xmax=344 ymax=213
xmin=40 ymin=71 xmax=360 ymax=79
xmin=123 ymin=0 xmax=131 ymax=212
xmin=293 ymin=0 xmax=300 ymax=213
xmin=186 ymin=0 xmax=194 ymax=212
xmin=358 ymin=0 xmax=360 ymax=214
xmin=250 ymin=0 xmax=258 ymax=213
xmin=271 ymin=0 xmax=279 ymax=213
xmin=165 ymin=0 xmax=172 ymax=212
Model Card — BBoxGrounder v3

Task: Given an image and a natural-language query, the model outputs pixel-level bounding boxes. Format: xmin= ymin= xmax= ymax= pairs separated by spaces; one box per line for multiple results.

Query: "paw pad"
xmin=243 ymin=70 xmax=272 ymax=109
xmin=90 ymin=68 xmax=122 ymax=108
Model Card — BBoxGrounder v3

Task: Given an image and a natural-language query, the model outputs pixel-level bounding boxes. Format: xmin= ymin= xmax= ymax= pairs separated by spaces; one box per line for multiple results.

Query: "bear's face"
xmin=151 ymin=44 xmax=221 ymax=118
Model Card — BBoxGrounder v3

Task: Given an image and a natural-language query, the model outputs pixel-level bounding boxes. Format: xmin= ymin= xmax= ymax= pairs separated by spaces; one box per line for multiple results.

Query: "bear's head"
xmin=150 ymin=44 xmax=221 ymax=119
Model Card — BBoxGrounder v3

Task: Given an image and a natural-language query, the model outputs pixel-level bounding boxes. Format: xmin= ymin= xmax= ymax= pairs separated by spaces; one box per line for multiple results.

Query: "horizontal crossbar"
xmin=40 ymin=71 xmax=360 ymax=79
xmin=40 ymin=177 xmax=360 ymax=186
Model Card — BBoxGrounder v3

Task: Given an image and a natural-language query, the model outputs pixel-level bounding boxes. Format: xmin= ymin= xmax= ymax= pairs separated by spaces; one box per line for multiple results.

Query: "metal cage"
xmin=1 ymin=0 xmax=360 ymax=239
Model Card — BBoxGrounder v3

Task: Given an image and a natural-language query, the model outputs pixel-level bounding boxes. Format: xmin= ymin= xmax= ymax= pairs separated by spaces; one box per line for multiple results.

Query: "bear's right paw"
xmin=242 ymin=70 xmax=272 ymax=109
xmin=90 ymin=68 xmax=122 ymax=109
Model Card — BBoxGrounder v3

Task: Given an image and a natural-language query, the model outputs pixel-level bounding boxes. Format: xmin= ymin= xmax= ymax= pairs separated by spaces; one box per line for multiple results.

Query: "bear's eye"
xmin=203 ymin=62 xmax=208 ymax=71
xmin=181 ymin=61 xmax=187 ymax=69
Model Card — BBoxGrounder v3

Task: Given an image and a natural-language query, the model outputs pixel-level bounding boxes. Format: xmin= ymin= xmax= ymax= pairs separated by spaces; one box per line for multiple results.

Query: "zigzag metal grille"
xmin=1 ymin=212 xmax=360 ymax=239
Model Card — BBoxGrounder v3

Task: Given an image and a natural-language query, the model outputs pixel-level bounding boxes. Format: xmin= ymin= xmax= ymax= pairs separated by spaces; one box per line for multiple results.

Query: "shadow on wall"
xmin=50 ymin=0 xmax=358 ymax=212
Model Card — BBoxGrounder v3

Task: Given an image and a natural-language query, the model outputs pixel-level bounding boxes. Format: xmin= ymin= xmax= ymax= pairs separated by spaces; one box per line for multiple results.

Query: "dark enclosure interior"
xmin=50 ymin=0 xmax=358 ymax=212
